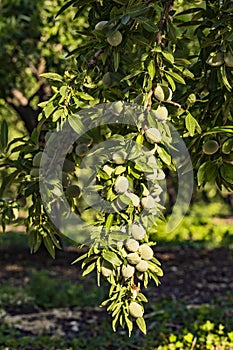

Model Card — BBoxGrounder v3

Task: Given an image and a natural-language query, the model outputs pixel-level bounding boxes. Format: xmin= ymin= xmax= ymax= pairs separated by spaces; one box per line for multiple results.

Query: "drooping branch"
xmin=157 ymin=0 xmax=174 ymax=46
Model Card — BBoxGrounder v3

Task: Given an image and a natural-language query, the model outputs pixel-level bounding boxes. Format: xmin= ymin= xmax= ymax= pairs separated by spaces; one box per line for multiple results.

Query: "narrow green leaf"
xmin=43 ymin=235 xmax=55 ymax=259
xmin=166 ymin=70 xmax=186 ymax=85
xmin=136 ymin=317 xmax=147 ymax=335
xmin=113 ymin=49 xmax=120 ymax=72
xmin=82 ymin=261 xmax=96 ymax=276
xmin=157 ymin=146 xmax=171 ymax=166
xmin=148 ymin=60 xmax=155 ymax=80
xmin=185 ymin=113 xmax=198 ymax=136
xmin=1 ymin=120 xmax=8 ymax=150
xmin=102 ymin=250 xmax=122 ymax=266
xmin=40 ymin=72 xmax=64 ymax=82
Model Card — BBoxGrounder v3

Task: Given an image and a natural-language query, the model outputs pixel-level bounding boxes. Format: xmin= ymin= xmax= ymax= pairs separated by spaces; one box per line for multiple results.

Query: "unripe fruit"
xmin=32 ymin=152 xmax=43 ymax=167
xmin=30 ymin=168 xmax=40 ymax=177
xmin=145 ymin=128 xmax=162 ymax=144
xmin=220 ymin=163 xmax=233 ymax=183
xmin=153 ymin=106 xmax=168 ymax=122
xmin=63 ymin=159 xmax=75 ymax=173
xmin=125 ymin=238 xmax=140 ymax=252
xmin=127 ymin=252 xmax=141 ymax=265
xmin=202 ymin=140 xmax=219 ymax=155
xmin=138 ymin=244 xmax=154 ymax=260
xmin=114 ymin=176 xmax=129 ymax=194
xmin=95 ymin=21 xmax=108 ymax=30
xmin=75 ymin=143 xmax=89 ymax=157
xmin=65 ymin=185 xmax=81 ymax=198
xmin=222 ymin=138 xmax=233 ymax=155
xmin=154 ymin=85 xmax=172 ymax=101
xmin=136 ymin=260 xmax=149 ymax=272
xmin=102 ymin=72 xmax=113 ymax=87
xmin=141 ymin=195 xmax=155 ymax=209
xmin=107 ymin=30 xmax=122 ymax=46
xmin=121 ymin=264 xmax=135 ymax=279
xmin=129 ymin=302 xmax=144 ymax=318
xmin=131 ymin=224 xmax=146 ymax=240
xmin=111 ymin=101 xmax=123 ymax=115
xmin=206 ymin=52 xmax=224 ymax=67
xmin=112 ymin=150 xmax=127 ymax=164
xmin=125 ymin=192 xmax=140 ymax=207
xmin=187 ymin=93 xmax=196 ymax=107
xmin=101 ymin=266 xmax=113 ymax=277
xmin=157 ymin=168 xmax=165 ymax=180
xmin=224 ymin=51 xmax=233 ymax=67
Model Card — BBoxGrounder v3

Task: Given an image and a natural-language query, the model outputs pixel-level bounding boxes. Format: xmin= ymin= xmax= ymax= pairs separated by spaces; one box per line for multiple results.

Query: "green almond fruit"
xmin=153 ymin=106 xmax=168 ymax=122
xmin=75 ymin=143 xmax=89 ymax=157
xmin=112 ymin=150 xmax=127 ymax=164
xmin=145 ymin=128 xmax=162 ymax=144
xmin=138 ymin=244 xmax=154 ymax=260
xmin=221 ymin=138 xmax=233 ymax=155
xmin=110 ymin=101 xmax=123 ymax=115
xmin=30 ymin=168 xmax=40 ymax=177
xmin=32 ymin=152 xmax=43 ymax=167
xmin=126 ymin=252 xmax=141 ymax=265
xmin=101 ymin=266 xmax=113 ymax=277
xmin=222 ymin=152 xmax=233 ymax=164
xmin=65 ymin=185 xmax=81 ymax=198
xmin=125 ymin=238 xmax=140 ymax=252
xmin=114 ymin=176 xmax=129 ymax=194
xmin=107 ymin=30 xmax=122 ymax=46
xmin=202 ymin=140 xmax=219 ymax=155
xmin=63 ymin=159 xmax=75 ymax=173
xmin=121 ymin=264 xmax=135 ymax=279
xmin=136 ymin=260 xmax=149 ymax=272
xmin=219 ymin=163 xmax=233 ymax=184
xmin=206 ymin=52 xmax=224 ymax=67
xmin=131 ymin=224 xmax=146 ymax=241
xmin=224 ymin=51 xmax=233 ymax=68
xmin=129 ymin=302 xmax=144 ymax=318
xmin=95 ymin=20 xmax=109 ymax=30
xmin=141 ymin=195 xmax=155 ymax=209
xmin=154 ymin=85 xmax=172 ymax=101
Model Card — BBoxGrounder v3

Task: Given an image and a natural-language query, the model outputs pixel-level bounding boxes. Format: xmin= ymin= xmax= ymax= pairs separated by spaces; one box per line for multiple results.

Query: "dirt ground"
xmin=0 ymin=244 xmax=233 ymax=337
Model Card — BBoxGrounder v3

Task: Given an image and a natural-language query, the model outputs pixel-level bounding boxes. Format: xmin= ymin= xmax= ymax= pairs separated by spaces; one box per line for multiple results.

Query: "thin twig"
xmin=86 ymin=48 xmax=104 ymax=70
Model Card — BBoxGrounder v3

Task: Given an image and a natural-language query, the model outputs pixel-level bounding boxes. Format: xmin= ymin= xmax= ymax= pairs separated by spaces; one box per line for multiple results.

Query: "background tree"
xmin=0 ymin=0 xmax=232 ymax=336
xmin=0 ymin=0 xmax=82 ymax=133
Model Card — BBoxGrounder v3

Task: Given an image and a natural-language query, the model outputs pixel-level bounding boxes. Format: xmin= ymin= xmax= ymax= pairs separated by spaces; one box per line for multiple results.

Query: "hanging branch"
xmin=157 ymin=0 xmax=174 ymax=46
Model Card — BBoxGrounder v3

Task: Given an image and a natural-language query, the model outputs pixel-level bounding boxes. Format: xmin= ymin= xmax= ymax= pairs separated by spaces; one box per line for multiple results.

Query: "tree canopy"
xmin=0 ymin=0 xmax=233 ymax=336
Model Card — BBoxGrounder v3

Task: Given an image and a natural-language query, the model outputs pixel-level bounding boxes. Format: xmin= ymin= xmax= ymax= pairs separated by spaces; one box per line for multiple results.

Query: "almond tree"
xmin=0 ymin=0 xmax=232 ymax=336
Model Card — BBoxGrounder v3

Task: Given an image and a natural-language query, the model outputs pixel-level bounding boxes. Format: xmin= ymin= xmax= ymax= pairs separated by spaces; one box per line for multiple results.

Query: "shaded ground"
xmin=0 ymin=244 xmax=233 ymax=342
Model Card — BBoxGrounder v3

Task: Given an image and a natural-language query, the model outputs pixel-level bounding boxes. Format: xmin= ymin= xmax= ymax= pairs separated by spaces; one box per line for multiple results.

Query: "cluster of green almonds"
xmin=95 ymin=20 xmax=122 ymax=47
xmin=101 ymin=224 xmax=153 ymax=280
xmin=101 ymin=224 xmax=157 ymax=318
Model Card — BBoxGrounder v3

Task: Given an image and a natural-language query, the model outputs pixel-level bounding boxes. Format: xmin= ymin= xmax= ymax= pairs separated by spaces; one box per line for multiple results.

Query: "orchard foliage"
xmin=0 ymin=0 xmax=233 ymax=336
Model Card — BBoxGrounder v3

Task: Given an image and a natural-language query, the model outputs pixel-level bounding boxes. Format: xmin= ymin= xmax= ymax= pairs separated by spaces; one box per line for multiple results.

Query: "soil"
xmin=0 ymin=244 xmax=233 ymax=338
